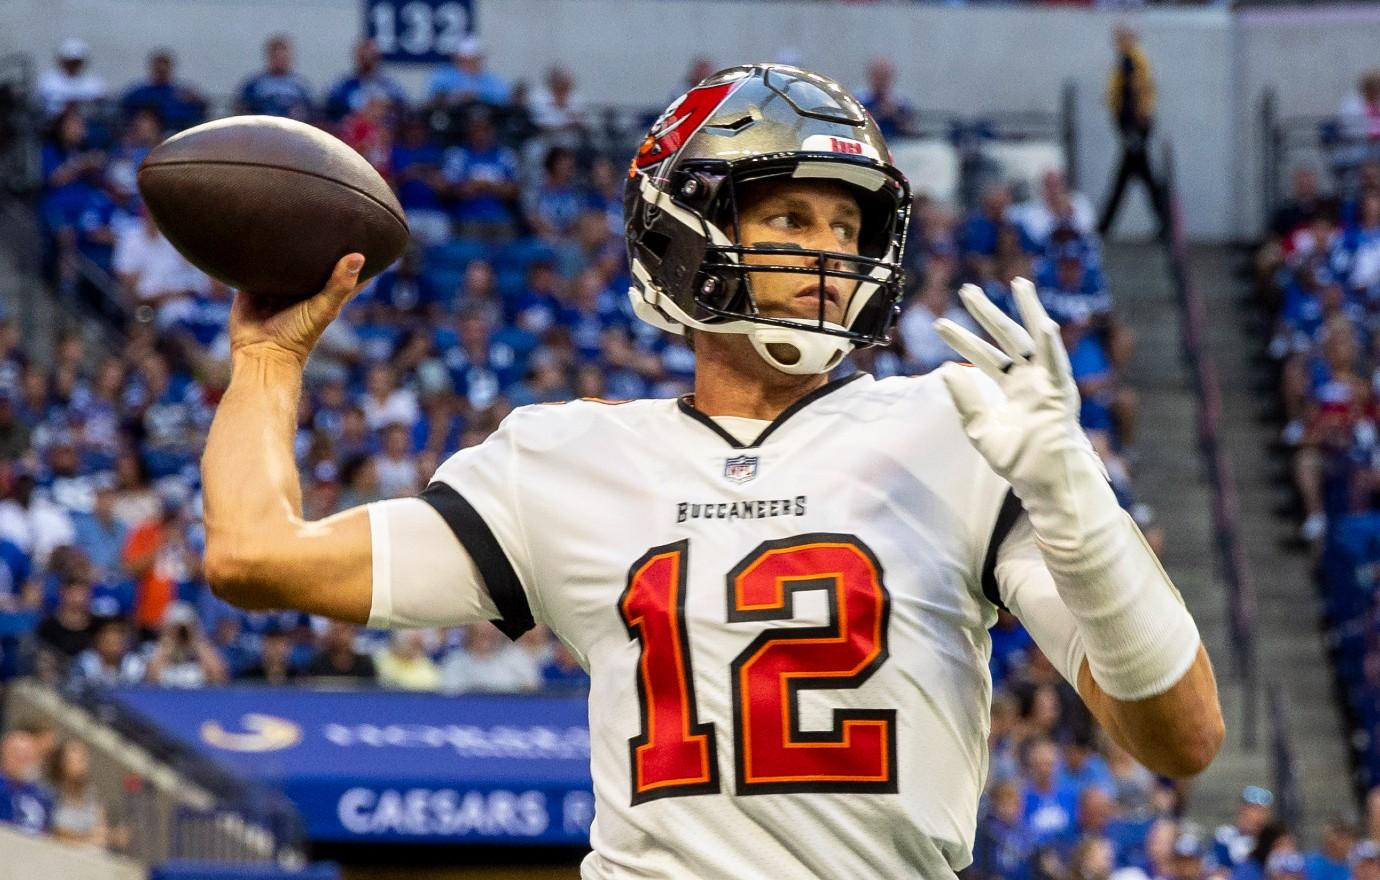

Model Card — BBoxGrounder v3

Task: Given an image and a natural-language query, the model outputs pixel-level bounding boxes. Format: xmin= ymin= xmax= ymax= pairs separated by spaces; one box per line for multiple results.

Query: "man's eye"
xmin=833 ymin=224 xmax=858 ymax=242
xmin=765 ymin=214 xmax=799 ymax=230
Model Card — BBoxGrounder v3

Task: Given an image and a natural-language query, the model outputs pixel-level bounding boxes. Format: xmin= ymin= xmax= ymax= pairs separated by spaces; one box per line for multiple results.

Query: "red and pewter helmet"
xmin=625 ymin=63 xmax=911 ymax=375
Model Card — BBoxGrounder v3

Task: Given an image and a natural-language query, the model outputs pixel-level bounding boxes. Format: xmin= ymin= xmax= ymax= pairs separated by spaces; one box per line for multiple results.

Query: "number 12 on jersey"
xmin=619 ymin=534 xmax=897 ymax=805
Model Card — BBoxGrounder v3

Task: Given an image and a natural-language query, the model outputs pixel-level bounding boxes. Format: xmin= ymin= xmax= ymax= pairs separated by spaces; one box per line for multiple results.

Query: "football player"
xmin=202 ymin=64 xmax=1223 ymax=878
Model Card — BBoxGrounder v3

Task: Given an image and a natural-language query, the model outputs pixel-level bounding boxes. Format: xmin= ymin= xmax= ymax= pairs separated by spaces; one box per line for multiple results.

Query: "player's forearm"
xmin=1079 ymin=646 xmax=1223 ymax=778
xmin=202 ymin=348 xmax=308 ymax=603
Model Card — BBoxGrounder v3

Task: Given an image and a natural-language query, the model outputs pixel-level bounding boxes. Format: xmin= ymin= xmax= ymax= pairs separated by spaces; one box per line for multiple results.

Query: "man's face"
xmin=356 ymin=40 xmax=379 ymax=73
xmin=268 ymin=41 xmax=292 ymax=74
xmin=151 ymin=54 xmax=173 ymax=82
xmin=0 ymin=732 xmax=35 ymax=781
xmin=734 ymin=179 xmax=863 ymax=328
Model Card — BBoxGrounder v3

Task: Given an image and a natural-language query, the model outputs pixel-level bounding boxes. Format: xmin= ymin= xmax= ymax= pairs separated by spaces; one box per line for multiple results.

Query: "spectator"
xmin=1213 ymin=786 xmax=1275 ymax=870
xmin=1353 ymin=840 xmax=1380 ymax=880
xmin=143 ymin=601 xmax=228 ymax=688
xmin=109 ymin=450 xmax=159 ymax=531
xmin=0 ymin=469 xmax=75 ymax=569
xmin=360 ymin=363 xmax=419 ymax=431
xmin=1339 ymin=70 xmax=1380 ymax=143
xmin=238 ymin=620 xmax=298 ymax=684
xmin=340 ymin=90 xmax=395 ymax=174
xmin=676 ymin=55 xmax=716 ymax=98
xmin=374 ymin=630 xmax=441 ymax=691
xmin=1098 ymin=25 xmax=1169 ymax=238
xmin=971 ymin=780 xmax=1036 ymax=880
xmin=36 ymin=39 xmax=107 ymax=119
xmin=427 ymin=36 xmax=510 ymax=109
xmin=442 ymin=108 xmax=521 ymax=242
xmin=237 ymin=34 xmax=312 ymax=120
xmin=898 ymin=267 xmax=974 ymax=375
xmin=119 ymin=48 xmax=205 ymax=130
xmin=855 ymin=57 xmax=912 ymax=140
xmin=540 ymin=638 xmax=589 ymax=692
xmin=1022 ymin=737 xmax=1078 ymax=846
xmin=325 ymin=38 xmax=406 ymax=122
xmin=1165 ymin=826 xmax=1208 ymax=880
xmin=305 ymin=620 xmax=375 ymax=680
xmin=123 ymin=492 xmax=198 ymax=638
xmin=1304 ymin=817 xmax=1357 ymax=880
xmin=527 ymin=65 xmax=589 ymax=147
xmin=73 ymin=616 xmax=145 ymax=687
xmin=1070 ymin=836 xmax=1116 ymax=880
xmin=0 ymin=729 xmax=54 ymax=834
xmin=441 ymin=623 xmax=540 ymax=694
xmin=36 ymin=577 xmax=95 ymax=658
xmin=389 ymin=114 xmax=449 ymax=247
xmin=46 ymin=739 xmax=109 ymax=847
xmin=1267 ymin=851 xmax=1309 ymax=880
xmin=112 ymin=206 xmax=208 ymax=324
xmin=372 ymin=421 xmax=419 ymax=497
xmin=525 ymin=146 xmax=590 ymax=242
xmin=39 ymin=108 xmax=106 ymax=234
xmin=1011 ymin=170 xmax=1099 ymax=248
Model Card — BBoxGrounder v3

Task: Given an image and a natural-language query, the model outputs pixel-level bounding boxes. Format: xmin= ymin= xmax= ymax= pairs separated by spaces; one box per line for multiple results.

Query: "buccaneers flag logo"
xmin=634 ymin=81 xmax=737 ymax=171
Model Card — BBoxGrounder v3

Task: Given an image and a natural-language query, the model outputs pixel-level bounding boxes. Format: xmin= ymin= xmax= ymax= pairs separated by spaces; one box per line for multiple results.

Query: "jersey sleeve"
xmin=369 ymin=415 xmax=539 ymax=639
xmin=993 ymin=512 xmax=1088 ymax=688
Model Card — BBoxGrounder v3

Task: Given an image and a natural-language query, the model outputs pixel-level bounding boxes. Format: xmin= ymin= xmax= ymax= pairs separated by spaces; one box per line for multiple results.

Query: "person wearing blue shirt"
xmin=0 ymin=730 xmax=54 ymax=836
xmin=120 ymin=48 xmax=205 ymax=130
xmin=1058 ymin=730 xmax=1115 ymax=795
xmin=237 ymin=35 xmax=313 ymax=120
xmin=390 ymin=115 xmax=449 ymax=246
xmin=324 ymin=38 xmax=408 ymax=122
xmin=971 ymin=780 xmax=1035 ymax=880
xmin=853 ymin=57 xmax=913 ymax=140
xmin=1022 ymin=739 xmax=1079 ymax=846
xmin=1303 ymin=817 xmax=1357 ymax=880
xmin=427 ymin=37 xmax=511 ymax=108
xmin=441 ymin=110 xmax=521 ymax=242
xmin=1214 ymin=786 xmax=1275 ymax=870
xmin=69 ymin=481 xmax=126 ymax=583
xmin=526 ymin=147 xmax=591 ymax=242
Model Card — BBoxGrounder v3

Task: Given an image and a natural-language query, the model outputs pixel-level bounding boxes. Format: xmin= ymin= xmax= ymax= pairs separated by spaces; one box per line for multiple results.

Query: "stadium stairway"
xmin=1112 ymin=241 xmax=1350 ymax=834
xmin=1192 ymin=244 xmax=1351 ymax=828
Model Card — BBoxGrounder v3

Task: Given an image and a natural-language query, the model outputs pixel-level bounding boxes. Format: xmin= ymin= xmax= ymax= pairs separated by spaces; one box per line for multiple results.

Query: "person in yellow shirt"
xmin=1099 ymin=25 xmax=1170 ymax=238
xmin=372 ymin=630 xmax=441 ymax=691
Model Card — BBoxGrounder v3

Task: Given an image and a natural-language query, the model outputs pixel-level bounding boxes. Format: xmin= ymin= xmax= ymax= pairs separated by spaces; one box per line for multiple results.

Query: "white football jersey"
xmin=375 ymin=371 xmax=1054 ymax=879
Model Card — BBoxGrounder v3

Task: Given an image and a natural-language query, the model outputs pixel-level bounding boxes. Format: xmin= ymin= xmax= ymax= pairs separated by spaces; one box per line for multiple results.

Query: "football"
xmin=137 ymin=115 xmax=409 ymax=301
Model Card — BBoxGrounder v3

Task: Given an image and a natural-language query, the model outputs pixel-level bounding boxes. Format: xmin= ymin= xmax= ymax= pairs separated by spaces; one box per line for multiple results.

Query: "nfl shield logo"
xmin=723 ymin=455 xmax=759 ymax=485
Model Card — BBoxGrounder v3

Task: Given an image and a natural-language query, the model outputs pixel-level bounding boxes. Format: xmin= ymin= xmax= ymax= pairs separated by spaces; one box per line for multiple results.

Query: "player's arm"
xmin=937 ymin=280 xmax=1224 ymax=778
xmin=201 ymin=254 xmax=375 ymax=622
xmin=203 ymin=254 xmax=530 ymax=636
xmin=994 ymin=515 xmax=1222 ymax=778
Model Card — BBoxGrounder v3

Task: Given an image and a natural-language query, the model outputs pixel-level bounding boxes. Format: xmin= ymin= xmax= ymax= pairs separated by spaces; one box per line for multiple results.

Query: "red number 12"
xmin=619 ymin=534 xmax=895 ymax=805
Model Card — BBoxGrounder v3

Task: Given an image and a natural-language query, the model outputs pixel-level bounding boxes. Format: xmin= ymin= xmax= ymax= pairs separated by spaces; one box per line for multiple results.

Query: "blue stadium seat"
xmin=426 ymin=238 xmax=490 ymax=270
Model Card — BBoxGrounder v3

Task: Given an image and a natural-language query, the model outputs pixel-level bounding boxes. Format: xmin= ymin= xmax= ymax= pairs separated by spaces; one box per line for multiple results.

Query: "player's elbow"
xmin=204 ymin=536 xmax=283 ymax=610
xmin=1151 ymin=711 xmax=1225 ymax=778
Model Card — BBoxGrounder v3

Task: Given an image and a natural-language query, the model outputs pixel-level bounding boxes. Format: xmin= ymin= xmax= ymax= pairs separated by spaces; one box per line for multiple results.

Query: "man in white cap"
xmin=36 ymin=38 xmax=107 ymax=118
xmin=426 ymin=35 xmax=510 ymax=109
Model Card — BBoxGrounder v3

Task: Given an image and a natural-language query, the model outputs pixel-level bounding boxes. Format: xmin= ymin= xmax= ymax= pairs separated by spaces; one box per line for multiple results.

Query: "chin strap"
xmin=747 ymin=320 xmax=854 ymax=375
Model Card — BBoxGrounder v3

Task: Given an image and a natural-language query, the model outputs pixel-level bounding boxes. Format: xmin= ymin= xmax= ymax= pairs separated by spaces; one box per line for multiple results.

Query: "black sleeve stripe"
xmin=418 ymin=482 xmax=535 ymax=641
xmin=981 ymin=488 xmax=1025 ymax=613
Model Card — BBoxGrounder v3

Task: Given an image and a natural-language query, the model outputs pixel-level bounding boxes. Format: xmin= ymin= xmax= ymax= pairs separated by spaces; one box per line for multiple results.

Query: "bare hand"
xmin=229 ymin=253 xmax=367 ymax=366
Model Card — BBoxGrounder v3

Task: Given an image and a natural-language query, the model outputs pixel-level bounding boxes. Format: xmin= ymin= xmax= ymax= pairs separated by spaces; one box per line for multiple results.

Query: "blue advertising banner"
xmin=364 ymin=0 xmax=474 ymax=64
xmin=109 ymin=686 xmax=594 ymax=845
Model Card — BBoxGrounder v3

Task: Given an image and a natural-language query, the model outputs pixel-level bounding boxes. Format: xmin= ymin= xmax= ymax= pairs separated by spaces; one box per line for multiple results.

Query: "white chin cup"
xmin=748 ymin=321 xmax=853 ymax=375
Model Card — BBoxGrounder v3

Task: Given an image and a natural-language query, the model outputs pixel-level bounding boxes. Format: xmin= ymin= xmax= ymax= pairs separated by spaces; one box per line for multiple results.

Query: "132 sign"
xmin=364 ymin=0 xmax=474 ymax=64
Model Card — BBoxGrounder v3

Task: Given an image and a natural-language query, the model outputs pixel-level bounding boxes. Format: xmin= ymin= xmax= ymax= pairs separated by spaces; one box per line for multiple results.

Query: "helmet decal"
xmin=634 ymin=81 xmax=739 ymax=171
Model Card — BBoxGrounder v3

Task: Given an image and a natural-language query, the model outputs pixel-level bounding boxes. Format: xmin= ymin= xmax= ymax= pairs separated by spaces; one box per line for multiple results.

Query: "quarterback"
xmin=203 ymin=65 xmax=1223 ymax=878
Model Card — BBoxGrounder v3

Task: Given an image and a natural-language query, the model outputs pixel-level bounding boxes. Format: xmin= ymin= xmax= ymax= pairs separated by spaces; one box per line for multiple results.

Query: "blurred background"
xmin=0 ymin=0 xmax=1376 ymax=878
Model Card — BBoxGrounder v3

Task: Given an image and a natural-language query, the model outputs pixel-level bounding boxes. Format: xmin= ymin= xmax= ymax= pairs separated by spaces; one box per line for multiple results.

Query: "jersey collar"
xmin=676 ymin=371 xmax=868 ymax=450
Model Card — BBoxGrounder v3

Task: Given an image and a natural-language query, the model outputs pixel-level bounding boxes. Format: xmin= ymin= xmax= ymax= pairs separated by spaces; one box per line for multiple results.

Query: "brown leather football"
xmin=137 ymin=115 xmax=409 ymax=301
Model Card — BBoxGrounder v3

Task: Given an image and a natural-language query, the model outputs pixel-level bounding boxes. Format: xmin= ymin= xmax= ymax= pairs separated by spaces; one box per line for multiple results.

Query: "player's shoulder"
xmin=497 ymin=396 xmax=679 ymax=453
xmin=845 ymin=368 xmax=1002 ymax=417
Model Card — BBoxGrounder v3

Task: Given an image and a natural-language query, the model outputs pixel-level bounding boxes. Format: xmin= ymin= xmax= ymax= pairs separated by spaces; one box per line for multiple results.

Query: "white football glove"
xmin=933 ymin=278 xmax=1120 ymax=554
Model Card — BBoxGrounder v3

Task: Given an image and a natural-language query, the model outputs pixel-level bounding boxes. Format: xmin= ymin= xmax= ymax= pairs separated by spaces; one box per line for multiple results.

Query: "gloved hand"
xmin=933 ymin=278 xmax=1121 ymax=554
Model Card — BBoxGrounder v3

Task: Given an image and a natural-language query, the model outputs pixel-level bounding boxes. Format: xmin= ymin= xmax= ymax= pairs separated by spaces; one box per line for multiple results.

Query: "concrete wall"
xmin=0 ymin=0 xmax=1374 ymax=241
xmin=0 ymin=823 xmax=144 ymax=880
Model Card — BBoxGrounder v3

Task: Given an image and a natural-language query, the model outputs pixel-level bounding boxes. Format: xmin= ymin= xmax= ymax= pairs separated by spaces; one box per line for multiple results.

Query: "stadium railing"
xmin=1162 ymin=137 xmax=1266 ymax=753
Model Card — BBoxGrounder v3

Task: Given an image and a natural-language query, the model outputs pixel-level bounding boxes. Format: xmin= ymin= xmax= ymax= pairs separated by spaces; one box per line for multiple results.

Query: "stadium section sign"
xmin=364 ymin=0 xmax=474 ymax=63
xmin=109 ymin=686 xmax=593 ymax=844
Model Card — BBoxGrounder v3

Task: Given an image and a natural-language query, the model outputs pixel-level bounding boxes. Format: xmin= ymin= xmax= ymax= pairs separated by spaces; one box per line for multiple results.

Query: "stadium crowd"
xmin=0 ymin=31 xmax=1318 ymax=880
